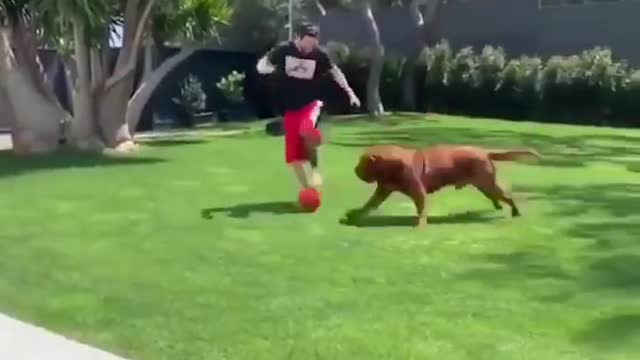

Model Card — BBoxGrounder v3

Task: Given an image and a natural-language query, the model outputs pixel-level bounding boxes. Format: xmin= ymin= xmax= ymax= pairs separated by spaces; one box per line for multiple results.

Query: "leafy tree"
xmin=0 ymin=0 xmax=232 ymax=153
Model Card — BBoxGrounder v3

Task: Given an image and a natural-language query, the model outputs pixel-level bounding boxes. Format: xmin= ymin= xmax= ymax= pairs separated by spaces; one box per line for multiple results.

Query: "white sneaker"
xmin=310 ymin=170 xmax=323 ymax=187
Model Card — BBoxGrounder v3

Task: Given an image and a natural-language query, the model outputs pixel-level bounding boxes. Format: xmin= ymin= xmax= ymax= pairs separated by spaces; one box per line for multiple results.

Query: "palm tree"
xmin=0 ymin=0 xmax=233 ymax=153
xmin=0 ymin=0 xmax=70 ymax=152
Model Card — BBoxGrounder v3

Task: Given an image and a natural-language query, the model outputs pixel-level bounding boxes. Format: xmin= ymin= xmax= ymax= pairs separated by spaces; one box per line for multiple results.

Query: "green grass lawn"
xmin=1 ymin=113 xmax=639 ymax=360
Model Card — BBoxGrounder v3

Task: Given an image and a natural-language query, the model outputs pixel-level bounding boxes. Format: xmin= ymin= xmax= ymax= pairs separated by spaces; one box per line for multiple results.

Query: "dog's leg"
xmin=476 ymin=181 xmax=520 ymax=217
xmin=346 ymin=185 xmax=392 ymax=220
xmin=409 ymin=188 xmax=426 ymax=227
xmin=473 ymin=185 xmax=503 ymax=210
xmin=471 ymin=160 xmax=507 ymax=212
xmin=399 ymin=176 xmax=427 ymax=227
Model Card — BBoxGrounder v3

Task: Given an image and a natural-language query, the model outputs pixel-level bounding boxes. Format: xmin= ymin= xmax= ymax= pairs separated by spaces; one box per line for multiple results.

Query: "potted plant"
xmin=172 ymin=74 xmax=206 ymax=127
xmin=216 ymin=70 xmax=246 ymax=122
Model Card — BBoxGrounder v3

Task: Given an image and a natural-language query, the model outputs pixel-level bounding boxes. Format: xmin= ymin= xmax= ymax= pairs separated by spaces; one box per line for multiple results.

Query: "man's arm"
xmin=329 ymin=65 xmax=357 ymax=99
xmin=317 ymin=49 xmax=360 ymax=106
xmin=256 ymin=43 xmax=285 ymax=74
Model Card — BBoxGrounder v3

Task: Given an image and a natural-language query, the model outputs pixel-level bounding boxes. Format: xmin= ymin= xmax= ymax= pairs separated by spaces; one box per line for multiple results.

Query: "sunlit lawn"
xmin=0 ymin=113 xmax=639 ymax=360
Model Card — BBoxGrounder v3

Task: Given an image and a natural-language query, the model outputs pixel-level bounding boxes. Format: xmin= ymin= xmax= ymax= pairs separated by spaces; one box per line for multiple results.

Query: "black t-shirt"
xmin=266 ymin=41 xmax=335 ymax=111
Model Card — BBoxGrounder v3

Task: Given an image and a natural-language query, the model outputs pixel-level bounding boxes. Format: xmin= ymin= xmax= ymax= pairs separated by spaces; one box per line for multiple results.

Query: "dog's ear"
xmin=357 ymin=154 xmax=377 ymax=167
xmin=373 ymin=158 xmax=405 ymax=183
xmin=364 ymin=154 xmax=381 ymax=170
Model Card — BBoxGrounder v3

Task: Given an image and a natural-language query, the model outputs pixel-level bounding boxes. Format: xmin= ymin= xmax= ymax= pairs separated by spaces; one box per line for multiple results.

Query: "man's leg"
xmin=290 ymin=161 xmax=311 ymax=188
xmin=284 ymin=109 xmax=313 ymax=189
xmin=302 ymin=142 xmax=321 ymax=187
xmin=299 ymin=101 xmax=324 ymax=187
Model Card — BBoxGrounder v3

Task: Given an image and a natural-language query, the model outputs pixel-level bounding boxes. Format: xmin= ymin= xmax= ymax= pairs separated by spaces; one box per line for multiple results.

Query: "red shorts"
xmin=284 ymin=100 xmax=323 ymax=163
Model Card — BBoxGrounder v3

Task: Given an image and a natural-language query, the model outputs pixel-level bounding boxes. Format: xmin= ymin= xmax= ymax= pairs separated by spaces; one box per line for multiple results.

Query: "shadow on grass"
xmin=456 ymin=249 xmax=577 ymax=284
xmin=139 ymin=138 xmax=209 ymax=147
xmin=582 ymin=254 xmax=640 ymax=292
xmin=0 ymin=150 xmax=165 ymax=178
xmin=456 ymin=183 xmax=640 ymax=283
xmin=521 ymin=183 xmax=640 ymax=224
xmin=450 ymin=182 xmax=640 ymax=347
xmin=627 ymin=162 xmax=640 ymax=173
xmin=330 ymin=123 xmax=640 ymax=169
xmin=201 ymin=201 xmax=305 ymax=219
xmin=340 ymin=209 xmax=501 ymax=227
xmin=573 ymin=313 xmax=640 ymax=349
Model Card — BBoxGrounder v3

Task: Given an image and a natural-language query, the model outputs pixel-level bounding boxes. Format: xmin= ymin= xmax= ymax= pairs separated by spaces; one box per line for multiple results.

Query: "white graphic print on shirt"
xmin=284 ymin=56 xmax=317 ymax=80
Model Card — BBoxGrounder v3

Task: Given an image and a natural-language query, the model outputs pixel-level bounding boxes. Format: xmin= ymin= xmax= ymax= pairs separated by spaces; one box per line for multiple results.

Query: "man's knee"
xmin=301 ymin=127 xmax=322 ymax=148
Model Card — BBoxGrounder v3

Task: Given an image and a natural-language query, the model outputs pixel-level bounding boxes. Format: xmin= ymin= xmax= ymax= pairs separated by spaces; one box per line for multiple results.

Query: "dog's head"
xmin=355 ymin=153 xmax=407 ymax=184
xmin=355 ymin=154 xmax=378 ymax=183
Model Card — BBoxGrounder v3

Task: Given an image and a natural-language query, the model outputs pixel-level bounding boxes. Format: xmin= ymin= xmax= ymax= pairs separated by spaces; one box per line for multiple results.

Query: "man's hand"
xmin=256 ymin=56 xmax=276 ymax=74
xmin=348 ymin=91 xmax=361 ymax=108
xmin=330 ymin=66 xmax=361 ymax=109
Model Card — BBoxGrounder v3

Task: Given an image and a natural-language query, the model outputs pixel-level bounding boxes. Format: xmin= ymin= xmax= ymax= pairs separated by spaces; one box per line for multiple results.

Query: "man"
xmin=256 ymin=22 xmax=360 ymax=190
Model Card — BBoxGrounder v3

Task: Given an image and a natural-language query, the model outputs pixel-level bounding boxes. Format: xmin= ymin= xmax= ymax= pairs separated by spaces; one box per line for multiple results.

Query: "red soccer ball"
xmin=298 ymin=187 xmax=321 ymax=212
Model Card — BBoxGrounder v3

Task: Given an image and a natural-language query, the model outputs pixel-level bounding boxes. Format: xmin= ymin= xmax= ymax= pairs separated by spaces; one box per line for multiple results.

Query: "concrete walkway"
xmin=0 ymin=313 xmax=128 ymax=360
xmin=0 ymin=133 xmax=10 ymax=150
xmin=1 ymin=129 xmax=132 ymax=359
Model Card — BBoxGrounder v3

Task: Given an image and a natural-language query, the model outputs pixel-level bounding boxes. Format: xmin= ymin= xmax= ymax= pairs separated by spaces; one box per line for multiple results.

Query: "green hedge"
xmin=327 ymin=40 xmax=640 ymax=127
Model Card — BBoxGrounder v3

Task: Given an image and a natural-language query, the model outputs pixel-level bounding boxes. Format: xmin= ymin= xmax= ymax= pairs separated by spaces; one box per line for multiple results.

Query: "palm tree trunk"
xmin=401 ymin=0 xmax=442 ymax=111
xmin=126 ymin=47 xmax=199 ymax=131
xmin=0 ymin=27 xmax=65 ymax=153
xmin=68 ymin=18 xmax=102 ymax=149
xmin=359 ymin=1 xmax=385 ymax=117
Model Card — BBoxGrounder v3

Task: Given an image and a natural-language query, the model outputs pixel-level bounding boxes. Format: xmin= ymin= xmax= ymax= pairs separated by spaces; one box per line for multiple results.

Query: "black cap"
xmin=297 ymin=22 xmax=319 ymax=37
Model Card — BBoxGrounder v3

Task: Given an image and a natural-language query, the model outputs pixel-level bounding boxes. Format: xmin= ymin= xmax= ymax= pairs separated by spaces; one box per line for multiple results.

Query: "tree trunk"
xmin=401 ymin=0 xmax=427 ymax=111
xmin=44 ymin=56 xmax=62 ymax=97
xmin=0 ymin=27 xmax=65 ymax=153
xmin=68 ymin=18 xmax=102 ymax=150
xmin=126 ymin=47 xmax=198 ymax=131
xmin=10 ymin=17 xmax=57 ymax=103
xmin=0 ymin=86 xmax=20 ymax=150
xmin=401 ymin=52 xmax=422 ymax=111
xmin=359 ymin=1 xmax=385 ymax=117
xmin=63 ymin=57 xmax=78 ymax=114
xmin=143 ymin=42 xmax=154 ymax=80
xmin=94 ymin=0 xmax=155 ymax=147
xmin=401 ymin=0 xmax=442 ymax=111
xmin=90 ymin=48 xmax=106 ymax=90
xmin=96 ymin=73 xmax=135 ymax=148
xmin=115 ymin=0 xmax=142 ymax=71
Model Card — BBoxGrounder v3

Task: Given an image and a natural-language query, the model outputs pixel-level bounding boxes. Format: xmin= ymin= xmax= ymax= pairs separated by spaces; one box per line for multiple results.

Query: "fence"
xmin=0 ymin=48 xmax=270 ymax=131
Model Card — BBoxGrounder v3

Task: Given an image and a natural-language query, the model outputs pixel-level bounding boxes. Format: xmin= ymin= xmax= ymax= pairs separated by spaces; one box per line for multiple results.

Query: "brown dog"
xmin=346 ymin=144 xmax=541 ymax=227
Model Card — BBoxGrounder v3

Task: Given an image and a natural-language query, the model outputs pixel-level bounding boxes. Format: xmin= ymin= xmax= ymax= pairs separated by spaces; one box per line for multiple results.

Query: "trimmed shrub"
xmin=418 ymin=41 xmax=637 ymax=126
xmin=422 ymin=39 xmax=452 ymax=112
xmin=323 ymin=39 xmax=638 ymax=127
xmin=495 ymin=56 xmax=542 ymax=120
xmin=612 ymin=70 xmax=640 ymax=126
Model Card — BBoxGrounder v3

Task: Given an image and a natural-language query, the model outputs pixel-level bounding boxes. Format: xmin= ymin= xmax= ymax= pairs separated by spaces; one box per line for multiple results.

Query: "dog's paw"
xmin=342 ymin=208 xmax=364 ymax=223
xmin=414 ymin=217 xmax=427 ymax=228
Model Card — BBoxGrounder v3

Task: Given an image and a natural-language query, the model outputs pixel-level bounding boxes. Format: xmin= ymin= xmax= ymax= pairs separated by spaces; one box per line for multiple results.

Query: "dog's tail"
xmin=488 ymin=149 xmax=541 ymax=162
